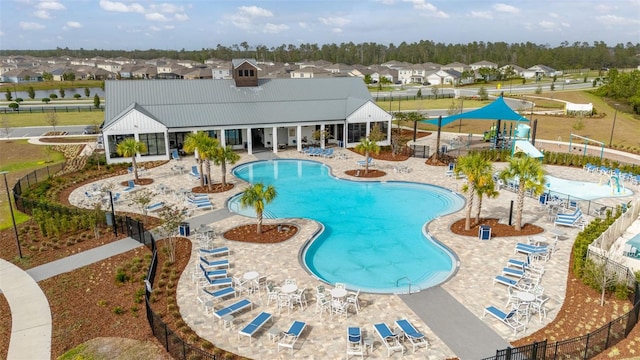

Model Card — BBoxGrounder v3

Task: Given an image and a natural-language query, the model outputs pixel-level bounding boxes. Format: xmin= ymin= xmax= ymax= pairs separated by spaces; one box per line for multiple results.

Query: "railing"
xmin=396 ymin=276 xmax=413 ymax=294
xmin=0 ymin=105 xmax=103 ymax=114
xmin=589 ymin=199 xmax=640 ymax=250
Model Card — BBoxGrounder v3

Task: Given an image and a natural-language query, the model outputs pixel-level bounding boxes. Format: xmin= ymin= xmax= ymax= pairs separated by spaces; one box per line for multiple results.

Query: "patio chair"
xmin=171 ymin=149 xmax=181 ymax=161
xmin=238 ymin=311 xmax=272 ymax=344
xmin=212 ymin=298 xmax=252 ymax=321
xmin=530 ymin=296 xmax=549 ymax=321
xmin=592 ymin=206 xmax=608 ymax=217
xmin=266 ymin=283 xmax=281 ymax=306
xmin=199 ymin=247 xmax=229 ymax=257
xmin=199 ymin=257 xmax=229 ymax=270
xmin=144 ymin=202 xmax=165 ymax=212
xmin=291 ymin=288 xmax=307 ymax=310
xmin=483 ymin=305 xmax=526 ymax=335
xmin=123 ymin=180 xmax=135 ymax=192
xmin=315 ymin=293 xmax=331 ymax=318
xmin=346 ymin=289 xmax=361 ymax=314
xmin=189 ymin=165 xmax=200 ymax=179
xmin=277 ymin=293 xmax=293 ymax=315
xmin=394 ymin=319 xmax=429 ymax=353
xmin=203 ymin=274 xmax=232 ymax=287
xmin=493 ymin=275 xmax=519 ymax=288
xmin=202 ymin=286 xmax=236 ymax=302
xmin=277 ymin=320 xmax=306 ymax=355
xmin=373 ymin=322 xmax=404 ymax=357
xmin=502 ymin=267 xmax=524 ymax=279
xmin=346 ymin=326 xmax=364 ymax=359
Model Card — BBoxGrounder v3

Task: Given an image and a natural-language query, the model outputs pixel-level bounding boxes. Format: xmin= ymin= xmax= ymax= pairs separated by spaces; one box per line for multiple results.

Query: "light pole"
xmin=608 ymin=104 xmax=619 ymax=147
xmin=1 ymin=171 xmax=22 ymax=258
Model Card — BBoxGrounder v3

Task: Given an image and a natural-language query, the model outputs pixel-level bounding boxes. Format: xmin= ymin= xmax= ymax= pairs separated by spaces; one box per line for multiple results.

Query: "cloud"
xmin=561 ymin=22 xmax=570 ymax=28
xmin=596 ymin=14 xmax=640 ymax=26
xmin=175 ymin=13 xmax=189 ymax=21
xmin=594 ymin=4 xmax=615 ymax=12
xmin=332 ymin=28 xmax=342 ymax=33
xmin=99 ymin=0 xmax=145 ymax=13
xmin=376 ymin=0 xmax=397 ymax=4
xmin=470 ymin=11 xmax=492 ymax=19
xmin=149 ymin=25 xmax=161 ymax=32
xmin=493 ymin=3 xmax=520 ymax=14
xmin=20 ymin=21 xmax=45 ymax=30
xmin=318 ymin=16 xmax=350 ymax=27
xmin=298 ymin=22 xmax=308 ymax=29
xmin=150 ymin=3 xmax=184 ymax=13
xmin=538 ymin=20 xmax=556 ymax=31
xmin=37 ymin=1 xmax=65 ymax=10
xmin=164 ymin=25 xmax=174 ymax=30
xmin=34 ymin=10 xmax=52 ymax=19
xmin=229 ymin=5 xmax=274 ymax=31
xmin=549 ymin=12 xmax=558 ymax=18
xmin=66 ymin=21 xmax=82 ymax=28
xmin=146 ymin=12 xmax=169 ymax=21
xmin=403 ymin=0 xmax=448 ymax=17
xmin=264 ymin=23 xmax=289 ymax=34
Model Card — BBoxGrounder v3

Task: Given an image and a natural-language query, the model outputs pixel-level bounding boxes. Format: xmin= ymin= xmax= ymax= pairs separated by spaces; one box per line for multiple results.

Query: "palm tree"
xmin=198 ymin=137 xmax=220 ymax=192
xmin=354 ymin=137 xmax=380 ymax=174
xmin=499 ymin=155 xmax=547 ymax=231
xmin=183 ymin=131 xmax=215 ymax=188
xmin=455 ymin=152 xmax=494 ymax=231
xmin=475 ymin=176 xmax=499 ymax=223
xmin=213 ymin=144 xmax=240 ymax=187
xmin=116 ymin=137 xmax=147 ymax=182
xmin=239 ymin=182 xmax=277 ymax=235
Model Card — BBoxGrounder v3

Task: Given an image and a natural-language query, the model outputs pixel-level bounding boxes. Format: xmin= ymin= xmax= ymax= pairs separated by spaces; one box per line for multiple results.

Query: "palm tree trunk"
xmin=464 ymin=188 xmax=475 ymax=231
xmin=257 ymin=213 xmax=263 ymax=234
xmin=205 ymin=160 xmax=212 ymax=192
xmin=221 ymin=162 xmax=227 ymax=187
xmin=198 ymin=160 xmax=204 ymax=188
xmin=475 ymin=195 xmax=483 ymax=224
xmin=132 ymin=156 xmax=139 ymax=182
xmin=515 ymin=187 xmax=525 ymax=231
xmin=364 ymin=150 xmax=369 ymax=174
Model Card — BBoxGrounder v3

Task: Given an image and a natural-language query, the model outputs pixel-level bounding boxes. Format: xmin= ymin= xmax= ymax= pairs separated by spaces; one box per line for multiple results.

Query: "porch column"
xmin=320 ymin=124 xmax=326 ymax=149
xmin=272 ymin=126 xmax=278 ymax=154
xmin=219 ymin=129 xmax=226 ymax=148
xmin=296 ymin=126 xmax=302 ymax=152
xmin=246 ymin=127 xmax=253 ymax=155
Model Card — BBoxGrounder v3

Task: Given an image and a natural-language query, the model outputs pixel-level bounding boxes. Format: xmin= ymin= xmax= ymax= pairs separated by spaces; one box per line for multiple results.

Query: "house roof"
xmin=423 ymin=96 xmax=529 ymax=127
xmin=104 ymin=77 xmax=375 ymax=129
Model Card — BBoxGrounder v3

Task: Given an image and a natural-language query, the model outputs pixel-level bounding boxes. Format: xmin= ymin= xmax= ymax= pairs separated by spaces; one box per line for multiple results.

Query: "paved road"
xmin=2 ymin=125 xmax=91 ymax=139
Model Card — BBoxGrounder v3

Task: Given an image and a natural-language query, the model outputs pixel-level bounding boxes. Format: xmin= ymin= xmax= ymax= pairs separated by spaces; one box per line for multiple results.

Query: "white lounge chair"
xmin=238 ymin=311 xmax=272 ymax=344
xmin=346 ymin=326 xmax=364 ymax=359
xmin=212 ymin=298 xmax=252 ymax=321
xmin=483 ymin=305 xmax=526 ymax=335
xmin=395 ymin=319 xmax=429 ymax=353
xmin=373 ymin=322 xmax=404 ymax=357
xmin=277 ymin=320 xmax=306 ymax=355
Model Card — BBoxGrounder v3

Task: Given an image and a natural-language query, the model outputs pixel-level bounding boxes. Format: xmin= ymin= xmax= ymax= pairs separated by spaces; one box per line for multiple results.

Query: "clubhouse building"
xmin=102 ymin=59 xmax=392 ymax=164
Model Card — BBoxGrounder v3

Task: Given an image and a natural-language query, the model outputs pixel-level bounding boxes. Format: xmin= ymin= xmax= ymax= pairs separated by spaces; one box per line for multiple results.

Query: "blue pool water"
xmin=546 ymin=175 xmax=633 ymax=200
xmin=229 ymin=160 xmax=465 ymax=293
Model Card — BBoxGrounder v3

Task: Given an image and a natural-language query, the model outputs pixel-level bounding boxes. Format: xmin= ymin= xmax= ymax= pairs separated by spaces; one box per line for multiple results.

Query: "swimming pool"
xmin=546 ymin=175 xmax=634 ymax=200
xmin=229 ymin=160 xmax=465 ymax=294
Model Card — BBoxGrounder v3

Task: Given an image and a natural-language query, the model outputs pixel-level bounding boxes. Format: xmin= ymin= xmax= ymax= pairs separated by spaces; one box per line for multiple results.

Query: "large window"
xmin=225 ymin=129 xmax=243 ymax=145
xmin=370 ymin=121 xmax=389 ymax=141
xmin=107 ymin=134 xmax=134 ymax=159
xmin=139 ymin=132 xmax=167 ymax=157
xmin=347 ymin=123 xmax=367 ymax=143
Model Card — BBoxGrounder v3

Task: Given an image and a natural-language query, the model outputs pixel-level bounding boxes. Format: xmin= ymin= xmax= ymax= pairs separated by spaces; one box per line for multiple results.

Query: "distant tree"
xmin=59 ymin=88 xmax=65 ymax=98
xmin=240 ymin=182 xmax=277 ymax=235
xmin=431 ymin=86 xmax=439 ymax=97
xmin=27 ymin=86 xmax=35 ymax=99
xmin=158 ymin=204 xmax=187 ymax=263
xmin=100 ymin=81 xmax=105 ymax=91
xmin=42 ymin=98 xmax=51 ymax=104
xmin=62 ymin=72 xmax=75 ymax=82
xmin=46 ymin=112 xmax=59 ymax=132
xmin=49 ymin=94 xmax=58 ymax=99
xmin=42 ymin=72 xmax=53 ymax=81
xmin=4 ymin=88 xmax=12 ymax=101
xmin=73 ymin=93 xmax=82 ymax=99
xmin=363 ymin=74 xmax=372 ymax=84
xmin=8 ymin=103 xmax=19 ymax=111
xmin=93 ymin=94 xmax=100 ymax=109
xmin=416 ymin=88 xmax=422 ymax=98
xmin=127 ymin=188 xmax=155 ymax=225
xmin=1 ymin=116 xmax=11 ymax=138
xmin=15 ymin=98 xmax=23 ymax=103
xmin=535 ymin=85 xmax=543 ymax=94
xmin=84 ymin=87 xmax=90 ymax=97
xmin=550 ymin=83 xmax=555 ymax=91
xmin=477 ymin=86 xmax=488 ymax=101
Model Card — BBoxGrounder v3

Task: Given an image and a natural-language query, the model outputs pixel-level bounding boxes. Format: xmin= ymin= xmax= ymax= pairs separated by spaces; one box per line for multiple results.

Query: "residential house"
xmin=523 ymin=65 xmax=557 ymax=79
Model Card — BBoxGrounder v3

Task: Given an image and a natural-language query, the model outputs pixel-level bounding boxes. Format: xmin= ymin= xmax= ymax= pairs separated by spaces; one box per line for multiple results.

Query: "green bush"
xmin=115 ymin=269 xmax=130 ymax=284
xmin=113 ymin=306 xmax=125 ymax=315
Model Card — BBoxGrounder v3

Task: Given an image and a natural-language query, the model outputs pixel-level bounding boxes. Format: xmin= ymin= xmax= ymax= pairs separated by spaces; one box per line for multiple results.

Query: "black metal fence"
xmin=1 ymin=105 xmax=103 ymax=114
xmin=374 ymin=93 xmax=454 ymax=102
xmin=410 ymin=144 xmax=430 ymax=158
xmin=483 ymin=277 xmax=640 ymax=360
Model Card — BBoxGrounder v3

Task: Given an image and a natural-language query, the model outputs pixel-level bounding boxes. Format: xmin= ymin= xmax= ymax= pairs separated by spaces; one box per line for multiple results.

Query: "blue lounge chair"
xmin=238 ymin=311 xmax=272 ymax=344
xmin=171 ymin=149 xmax=181 ymax=161
xmin=189 ymin=165 xmax=200 ymax=179
xmin=192 ymin=201 xmax=214 ymax=210
xmin=346 ymin=327 xmax=364 ymax=358
xmin=502 ymin=267 xmax=524 ymax=279
xmin=199 ymin=264 xmax=227 ymax=279
xmin=507 ymin=256 xmax=530 ymax=270
xmin=213 ymin=298 xmax=252 ymax=320
xmin=373 ymin=322 xmax=404 ymax=357
xmin=200 ymin=247 xmax=229 ymax=257
xmin=357 ymin=157 xmax=375 ymax=167
xmin=123 ymin=180 xmax=135 ymax=192
xmin=322 ymin=148 xmax=334 ymax=158
xmin=493 ymin=275 xmax=519 ymax=287
xmin=483 ymin=306 xmax=526 ymax=335
xmin=278 ymin=320 xmax=307 ymax=355
xmin=395 ymin=319 xmax=429 ymax=353
xmin=144 ymin=202 xmax=165 ymax=212
xmin=199 ymin=257 xmax=229 ymax=269
xmin=204 ymin=274 xmax=232 ymax=287
xmin=203 ymin=286 xmax=236 ymax=301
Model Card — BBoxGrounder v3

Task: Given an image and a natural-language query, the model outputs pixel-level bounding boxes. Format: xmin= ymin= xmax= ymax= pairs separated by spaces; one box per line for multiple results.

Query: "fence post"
xmin=583 ymin=333 xmax=590 ymax=359
xmin=164 ymin=322 xmax=169 ymax=351
xmin=605 ymin=321 xmax=612 ymax=349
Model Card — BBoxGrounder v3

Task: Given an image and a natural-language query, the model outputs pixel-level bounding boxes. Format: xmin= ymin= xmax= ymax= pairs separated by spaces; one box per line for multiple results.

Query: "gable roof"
xmin=104 ymin=78 xmax=375 ymax=129
xmin=423 ymin=96 xmax=529 ymax=127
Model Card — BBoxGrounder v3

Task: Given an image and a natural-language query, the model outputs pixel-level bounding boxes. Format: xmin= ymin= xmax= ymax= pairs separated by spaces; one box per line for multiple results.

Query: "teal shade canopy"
xmin=423 ymin=96 xmax=529 ymax=127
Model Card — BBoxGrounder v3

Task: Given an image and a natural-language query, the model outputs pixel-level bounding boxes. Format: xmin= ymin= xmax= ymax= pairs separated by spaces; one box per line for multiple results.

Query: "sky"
xmin=0 ymin=0 xmax=639 ymax=51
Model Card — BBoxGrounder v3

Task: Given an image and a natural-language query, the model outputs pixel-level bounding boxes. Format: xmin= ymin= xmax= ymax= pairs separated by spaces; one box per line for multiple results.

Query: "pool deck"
xmin=68 ymin=142 xmax=640 ymax=359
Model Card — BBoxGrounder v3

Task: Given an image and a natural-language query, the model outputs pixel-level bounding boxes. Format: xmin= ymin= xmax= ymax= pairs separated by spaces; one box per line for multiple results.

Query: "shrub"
xmin=115 ymin=269 xmax=130 ymax=284
xmin=113 ymin=306 xmax=125 ymax=315
xmin=201 ymin=340 xmax=214 ymax=350
xmin=614 ymin=283 xmax=631 ymax=300
xmin=49 ymin=94 xmax=58 ymax=99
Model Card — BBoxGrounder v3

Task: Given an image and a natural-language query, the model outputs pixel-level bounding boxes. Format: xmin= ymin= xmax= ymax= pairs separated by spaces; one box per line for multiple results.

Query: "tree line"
xmin=2 ymin=40 xmax=638 ymax=70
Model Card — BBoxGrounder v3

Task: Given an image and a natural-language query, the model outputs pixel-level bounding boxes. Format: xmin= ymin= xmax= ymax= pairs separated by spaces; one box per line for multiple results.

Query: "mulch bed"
xmin=450 ymin=218 xmax=544 ymax=237
xmin=120 ymin=178 xmax=154 ymax=186
xmin=224 ymin=224 xmax=298 ymax=243
xmin=192 ymin=184 xmax=235 ymax=193
xmin=344 ymin=169 xmax=387 ymax=178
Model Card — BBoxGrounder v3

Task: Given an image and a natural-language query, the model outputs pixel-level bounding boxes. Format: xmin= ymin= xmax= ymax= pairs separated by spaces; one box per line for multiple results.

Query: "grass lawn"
xmin=0 ymin=111 xmax=104 ymax=127
xmin=0 ymin=140 xmax=65 ymax=230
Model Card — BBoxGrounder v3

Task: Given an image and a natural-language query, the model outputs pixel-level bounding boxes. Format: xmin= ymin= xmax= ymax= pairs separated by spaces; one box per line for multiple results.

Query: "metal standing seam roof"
xmin=104 ymin=78 xmax=374 ymax=128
